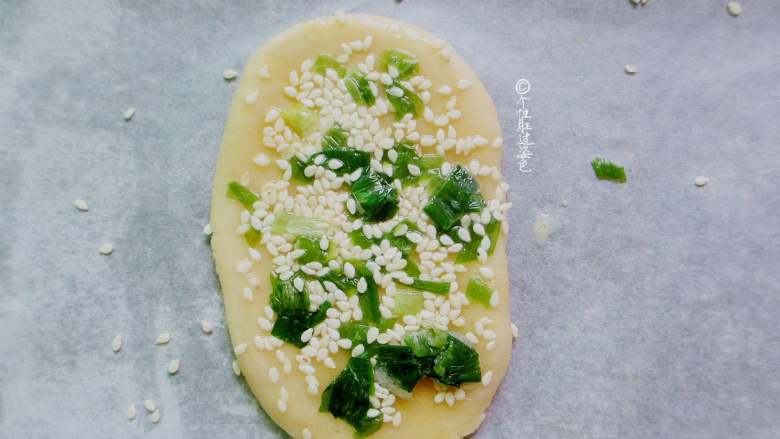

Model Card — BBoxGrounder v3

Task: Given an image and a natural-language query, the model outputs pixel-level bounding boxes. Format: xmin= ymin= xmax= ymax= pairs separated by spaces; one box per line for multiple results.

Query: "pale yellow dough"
xmin=211 ymin=14 xmax=511 ymax=439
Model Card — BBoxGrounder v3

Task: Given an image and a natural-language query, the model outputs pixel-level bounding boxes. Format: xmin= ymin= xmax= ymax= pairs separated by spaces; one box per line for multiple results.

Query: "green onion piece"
xmin=382 ymin=49 xmax=420 ymax=80
xmin=320 ymin=356 xmax=382 ymax=436
xmin=431 ymin=335 xmax=482 ymax=387
xmin=295 ymin=235 xmax=328 ymax=265
xmin=357 ymin=265 xmax=381 ymax=322
xmin=290 ymin=157 xmax=314 ymax=184
xmin=485 ymin=218 xmax=501 ymax=255
xmin=402 ymin=258 xmax=421 ymax=277
xmin=321 ymin=124 xmax=348 ymax=149
xmin=392 ymin=291 xmax=423 ymax=316
xmin=338 ymin=321 xmax=370 ymax=346
xmin=226 ymin=181 xmax=258 ymax=211
xmin=313 ymin=54 xmax=346 ymax=77
xmin=318 ymin=146 xmax=371 ymax=175
xmin=281 ymin=105 xmax=319 ymax=137
xmin=591 ymin=157 xmax=627 ymax=183
xmin=271 ymin=213 xmax=327 ymax=236
xmin=373 ymin=345 xmax=427 ymax=393
xmin=418 ymin=154 xmax=443 ymax=170
xmin=407 ymin=278 xmax=450 ymax=295
xmin=349 ymin=229 xmax=374 ymax=249
xmin=320 ymin=269 xmax=359 ymax=296
xmin=344 ymin=70 xmax=376 ymax=106
xmin=269 ymin=274 xmax=329 ymax=347
xmin=403 ymin=328 xmax=449 ymax=358
xmin=244 ymin=229 xmax=262 ymax=247
xmin=350 ymin=168 xmax=399 ymax=222
xmin=455 ymin=225 xmax=480 ymax=263
xmin=465 ymin=277 xmax=493 ymax=306
xmin=423 ymin=165 xmax=484 ymax=231
xmin=385 ymin=80 xmax=422 ymax=120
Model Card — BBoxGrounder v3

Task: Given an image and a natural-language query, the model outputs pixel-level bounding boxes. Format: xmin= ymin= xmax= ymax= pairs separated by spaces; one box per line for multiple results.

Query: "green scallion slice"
xmin=431 ymin=334 xmax=482 ymax=387
xmin=226 ymin=181 xmax=258 ymax=211
xmin=350 ymin=168 xmax=399 ymax=222
xmin=294 ymin=235 xmax=328 ymax=265
xmin=423 ymin=165 xmax=484 ymax=231
xmin=403 ymin=328 xmax=449 ymax=358
xmin=465 ymin=277 xmax=493 ymax=306
xmin=385 ymin=80 xmax=422 ymax=120
xmin=290 ymin=157 xmax=314 ymax=184
xmin=392 ymin=291 xmax=423 ymax=316
xmin=591 ymin=157 xmax=627 ymax=183
xmin=269 ymin=274 xmax=329 ymax=347
xmin=407 ymin=278 xmax=450 ymax=295
xmin=313 ymin=54 xmax=346 ymax=78
xmin=271 ymin=213 xmax=327 ymax=237
xmin=381 ymin=49 xmax=420 ymax=80
xmin=321 ymin=124 xmax=348 ymax=149
xmin=281 ymin=105 xmax=319 ymax=137
xmin=373 ymin=345 xmax=427 ymax=393
xmin=320 ymin=356 xmax=382 ymax=436
xmin=344 ymin=70 xmax=376 ymax=106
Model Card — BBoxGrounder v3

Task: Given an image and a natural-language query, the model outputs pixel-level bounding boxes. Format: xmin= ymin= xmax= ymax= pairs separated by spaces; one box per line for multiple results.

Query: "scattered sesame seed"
xmin=73 ymin=199 xmax=89 ymax=211
xmin=234 ymin=343 xmax=247 ymax=355
xmin=254 ymin=154 xmax=271 ymax=167
xmin=203 ymin=223 xmax=212 ymax=236
xmin=155 ymin=332 xmax=171 ymax=345
xmin=167 ymin=359 xmax=181 ymax=374
xmin=258 ymin=65 xmax=271 ymax=78
xmin=352 ymin=344 xmax=365 ymax=357
xmin=242 ymin=287 xmax=254 ymax=302
xmin=727 ymin=1 xmax=742 ymax=16
xmin=624 ymin=64 xmax=637 ymax=75
xmin=223 ymin=69 xmax=238 ymax=80
xmin=511 ymin=322 xmax=519 ymax=339
xmin=269 ymin=367 xmax=280 ymax=383
xmin=127 ymin=403 xmax=137 ymax=421
xmin=201 ymin=319 xmax=213 ymax=334
xmin=232 ymin=360 xmax=241 ymax=376
xmin=144 ymin=399 xmax=156 ymax=412
xmin=456 ymin=79 xmax=472 ymax=90
xmin=694 ymin=176 xmax=709 ymax=187
xmin=99 ymin=243 xmax=114 ymax=255
xmin=479 ymin=266 xmax=495 ymax=279
xmin=150 ymin=409 xmax=161 ymax=423
xmin=111 ymin=335 xmax=122 ymax=352
xmin=302 ymin=428 xmax=313 ymax=439
xmin=481 ymin=370 xmax=493 ymax=386
xmin=123 ymin=108 xmax=135 ymax=121
xmin=245 ymin=88 xmax=259 ymax=104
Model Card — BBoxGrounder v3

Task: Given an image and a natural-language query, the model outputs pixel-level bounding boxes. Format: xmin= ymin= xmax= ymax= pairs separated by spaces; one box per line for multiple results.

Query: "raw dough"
xmin=211 ymin=14 xmax=511 ymax=439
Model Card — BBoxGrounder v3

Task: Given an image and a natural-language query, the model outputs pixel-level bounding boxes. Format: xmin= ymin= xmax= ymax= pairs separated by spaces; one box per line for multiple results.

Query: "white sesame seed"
xmin=482 ymin=370 xmax=493 ymax=386
xmin=624 ymin=64 xmax=637 ymax=75
xmin=357 ymin=277 xmax=368 ymax=293
xmin=457 ymin=227 xmax=471 ymax=242
xmin=155 ymin=332 xmax=171 ymax=345
xmin=123 ymin=108 xmax=135 ymax=121
xmin=144 ymin=399 xmax=156 ymax=412
xmin=223 ymin=69 xmax=238 ymax=80
xmin=483 ymin=330 xmax=496 ymax=340
xmin=727 ymin=1 xmax=742 ymax=16
xmin=201 ymin=319 xmax=213 ymax=334
xmin=232 ymin=360 xmax=241 ymax=376
xmin=269 ymin=367 xmax=280 ymax=383
xmin=367 ymin=408 xmax=381 ymax=418
xmin=456 ymin=79 xmax=472 ymax=90
xmin=203 ymin=223 xmax=212 ymax=235
xmin=393 ymin=412 xmax=402 ymax=426
xmin=302 ymin=428 xmax=313 ymax=439
xmin=511 ymin=322 xmax=519 ymax=339
xmin=167 ymin=359 xmax=180 ymax=374
xmin=479 ymin=266 xmax=495 ymax=279
xmin=352 ymin=344 xmax=365 ymax=357
xmin=437 ymin=85 xmax=452 ymax=95
xmin=236 ymin=260 xmax=252 ymax=273
xmin=127 ymin=403 xmax=137 ymax=421
xmin=73 ymin=199 xmax=89 ymax=211
xmin=111 ymin=335 xmax=122 ymax=352
xmin=694 ymin=176 xmax=709 ymax=187
xmin=253 ymin=154 xmax=271 ymax=167
xmin=434 ymin=392 xmax=445 ymax=404
xmin=486 ymin=340 xmax=496 ymax=351
xmin=258 ymin=65 xmax=270 ymax=78
xmin=489 ymin=291 xmax=500 ymax=307
xmin=277 ymin=399 xmax=287 ymax=413
xmin=150 ymin=409 xmax=161 ymax=423
xmin=99 ymin=243 xmax=113 ymax=255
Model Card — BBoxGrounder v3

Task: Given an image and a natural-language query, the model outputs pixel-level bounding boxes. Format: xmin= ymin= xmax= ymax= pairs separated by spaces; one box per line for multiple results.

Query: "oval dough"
xmin=211 ymin=14 xmax=511 ymax=439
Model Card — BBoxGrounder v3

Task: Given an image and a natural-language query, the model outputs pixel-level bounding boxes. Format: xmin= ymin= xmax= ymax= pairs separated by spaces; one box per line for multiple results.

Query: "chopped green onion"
xmin=591 ymin=157 xmax=627 ymax=183
xmin=226 ymin=181 xmax=258 ymax=211
xmin=289 ymin=157 xmax=314 ymax=184
xmin=373 ymin=345 xmax=427 ymax=393
xmin=338 ymin=321 xmax=370 ymax=346
xmin=321 ymin=124 xmax=348 ymax=149
xmin=320 ymin=356 xmax=382 ymax=436
xmin=318 ymin=144 xmax=371 ymax=175
xmin=320 ymin=269 xmax=359 ymax=296
xmin=244 ymin=228 xmax=262 ymax=247
xmin=271 ymin=213 xmax=327 ymax=236
xmin=344 ymin=70 xmax=376 ymax=106
xmin=485 ymin=218 xmax=501 ymax=255
xmin=281 ymin=106 xmax=319 ymax=137
xmin=269 ymin=274 xmax=329 ymax=347
xmin=295 ymin=235 xmax=328 ymax=265
xmin=357 ymin=264 xmax=381 ymax=322
xmin=431 ymin=334 xmax=482 ymax=387
xmin=349 ymin=229 xmax=374 ymax=249
xmin=423 ymin=165 xmax=484 ymax=231
xmin=407 ymin=278 xmax=450 ymax=295
xmin=382 ymin=49 xmax=419 ymax=80
xmin=385 ymin=80 xmax=422 ymax=120
xmin=455 ymin=225 xmax=480 ymax=263
xmin=403 ymin=328 xmax=449 ymax=358
xmin=402 ymin=258 xmax=421 ymax=277
xmin=392 ymin=291 xmax=423 ymax=316
xmin=313 ymin=54 xmax=346 ymax=77
xmin=350 ymin=168 xmax=399 ymax=222
xmin=465 ymin=277 xmax=493 ymax=306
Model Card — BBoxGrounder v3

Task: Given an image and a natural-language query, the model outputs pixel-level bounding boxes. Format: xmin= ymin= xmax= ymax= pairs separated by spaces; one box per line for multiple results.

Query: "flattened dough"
xmin=211 ymin=14 xmax=511 ymax=439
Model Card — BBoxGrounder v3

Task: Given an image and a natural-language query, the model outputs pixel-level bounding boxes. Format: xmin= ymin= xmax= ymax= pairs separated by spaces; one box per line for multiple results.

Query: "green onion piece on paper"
xmin=382 ymin=49 xmax=420 ymax=80
xmin=591 ymin=157 xmax=627 ymax=183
